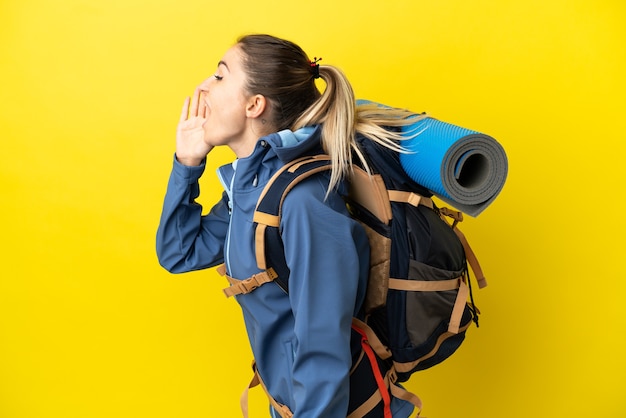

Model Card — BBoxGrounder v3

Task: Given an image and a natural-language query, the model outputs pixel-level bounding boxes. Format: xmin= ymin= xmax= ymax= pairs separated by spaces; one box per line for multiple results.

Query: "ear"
xmin=245 ymin=94 xmax=267 ymax=119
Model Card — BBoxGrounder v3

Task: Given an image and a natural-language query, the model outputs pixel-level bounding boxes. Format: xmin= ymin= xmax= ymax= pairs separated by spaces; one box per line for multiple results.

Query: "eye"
xmin=214 ymin=74 xmax=223 ymax=81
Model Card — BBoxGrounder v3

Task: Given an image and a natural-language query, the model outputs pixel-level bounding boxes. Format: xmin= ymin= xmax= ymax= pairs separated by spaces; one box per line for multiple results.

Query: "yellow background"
xmin=1 ymin=0 xmax=625 ymax=416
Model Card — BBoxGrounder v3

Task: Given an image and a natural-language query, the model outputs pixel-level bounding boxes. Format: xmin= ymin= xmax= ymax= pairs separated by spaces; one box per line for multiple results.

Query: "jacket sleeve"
xmin=279 ymin=175 xmax=370 ymax=417
xmin=156 ymin=155 xmax=230 ymax=273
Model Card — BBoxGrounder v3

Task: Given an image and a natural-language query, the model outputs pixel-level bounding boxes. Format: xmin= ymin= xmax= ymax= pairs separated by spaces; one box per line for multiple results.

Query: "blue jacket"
xmin=156 ymin=126 xmax=413 ymax=417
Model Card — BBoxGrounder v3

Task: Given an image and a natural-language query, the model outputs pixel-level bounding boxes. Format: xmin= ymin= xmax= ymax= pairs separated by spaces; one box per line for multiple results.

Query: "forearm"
xmin=156 ymin=155 xmax=228 ymax=273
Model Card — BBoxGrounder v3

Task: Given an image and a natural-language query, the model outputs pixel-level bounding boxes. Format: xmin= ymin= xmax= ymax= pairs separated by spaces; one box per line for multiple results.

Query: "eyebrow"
xmin=217 ymin=60 xmax=229 ymax=71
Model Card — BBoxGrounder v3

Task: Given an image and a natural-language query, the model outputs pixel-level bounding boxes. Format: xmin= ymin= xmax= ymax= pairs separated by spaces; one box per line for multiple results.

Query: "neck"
xmin=229 ymin=140 xmax=256 ymax=159
xmin=228 ymin=130 xmax=264 ymax=159
xmin=230 ymin=119 xmax=276 ymax=158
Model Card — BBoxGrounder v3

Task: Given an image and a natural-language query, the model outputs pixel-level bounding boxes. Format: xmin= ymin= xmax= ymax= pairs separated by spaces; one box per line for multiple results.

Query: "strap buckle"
xmin=222 ymin=268 xmax=278 ymax=298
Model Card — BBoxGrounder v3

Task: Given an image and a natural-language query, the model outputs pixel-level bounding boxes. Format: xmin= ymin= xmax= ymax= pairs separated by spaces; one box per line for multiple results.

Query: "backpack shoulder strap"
xmin=253 ymin=154 xmax=333 ymax=269
xmin=220 ymin=155 xmax=334 ymax=297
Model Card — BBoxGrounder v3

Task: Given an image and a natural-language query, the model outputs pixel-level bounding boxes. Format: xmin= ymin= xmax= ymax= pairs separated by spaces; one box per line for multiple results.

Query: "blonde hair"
xmin=293 ymin=65 xmax=426 ymax=191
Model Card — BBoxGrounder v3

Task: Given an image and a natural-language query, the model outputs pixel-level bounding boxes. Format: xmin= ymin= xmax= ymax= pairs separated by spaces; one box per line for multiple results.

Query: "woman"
xmin=156 ymin=34 xmax=417 ymax=417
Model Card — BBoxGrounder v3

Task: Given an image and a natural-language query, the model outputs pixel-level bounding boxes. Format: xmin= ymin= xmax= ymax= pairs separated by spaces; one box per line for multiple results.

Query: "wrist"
xmin=175 ymin=154 xmax=204 ymax=167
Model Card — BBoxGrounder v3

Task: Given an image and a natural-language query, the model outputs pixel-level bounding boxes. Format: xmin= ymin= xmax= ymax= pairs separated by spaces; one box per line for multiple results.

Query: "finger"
xmin=179 ymin=97 xmax=190 ymax=123
xmin=198 ymin=92 xmax=206 ymax=119
xmin=189 ymin=87 xmax=200 ymax=117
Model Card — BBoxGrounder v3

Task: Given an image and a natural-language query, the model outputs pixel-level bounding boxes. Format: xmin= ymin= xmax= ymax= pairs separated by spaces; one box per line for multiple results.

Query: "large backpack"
xmin=218 ymin=135 xmax=487 ymax=418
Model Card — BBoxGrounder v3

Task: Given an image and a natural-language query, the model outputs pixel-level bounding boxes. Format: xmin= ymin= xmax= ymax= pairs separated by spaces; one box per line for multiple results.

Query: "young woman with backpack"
xmin=156 ymin=34 xmax=420 ymax=417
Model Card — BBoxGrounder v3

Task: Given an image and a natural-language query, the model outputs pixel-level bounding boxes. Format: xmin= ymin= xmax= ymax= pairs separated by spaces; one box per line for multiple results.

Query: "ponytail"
xmin=292 ymin=65 xmax=356 ymax=192
xmin=293 ymin=65 xmax=426 ymax=192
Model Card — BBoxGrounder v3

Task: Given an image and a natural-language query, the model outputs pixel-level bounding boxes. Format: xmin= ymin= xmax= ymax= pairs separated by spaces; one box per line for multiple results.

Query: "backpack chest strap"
xmin=216 ymin=264 xmax=279 ymax=298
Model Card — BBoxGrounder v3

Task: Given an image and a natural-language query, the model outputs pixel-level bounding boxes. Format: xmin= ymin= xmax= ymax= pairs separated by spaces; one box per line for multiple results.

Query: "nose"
xmin=198 ymin=76 xmax=215 ymax=91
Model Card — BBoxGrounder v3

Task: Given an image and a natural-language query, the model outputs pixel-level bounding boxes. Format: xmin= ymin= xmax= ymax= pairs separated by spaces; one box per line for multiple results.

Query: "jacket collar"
xmin=217 ymin=125 xmax=323 ymax=194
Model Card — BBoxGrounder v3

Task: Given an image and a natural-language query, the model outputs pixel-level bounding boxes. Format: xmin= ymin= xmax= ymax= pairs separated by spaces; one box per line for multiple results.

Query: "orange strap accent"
xmin=388 ymin=277 xmax=463 ymax=292
xmin=448 ymin=277 xmax=469 ymax=334
xmin=253 ymin=155 xmax=316 ymax=209
xmin=438 ymin=206 xmax=488 ymax=289
xmin=389 ymin=377 xmax=423 ymax=417
xmin=388 ymin=190 xmax=434 ymax=209
xmin=452 ymin=226 xmax=487 ymax=288
xmin=439 ymin=207 xmax=463 ymax=226
xmin=389 ymin=275 xmax=469 ymax=333
xmin=221 ymin=268 xmax=278 ymax=298
xmin=287 ymin=154 xmax=331 ymax=172
xmin=393 ymin=320 xmax=472 ymax=374
xmin=350 ymin=319 xmax=424 ymax=418
xmin=351 ymin=323 xmax=392 ymax=418
xmin=255 ymin=224 xmax=268 ymax=269
xmin=252 ymin=154 xmax=333 ymax=271
xmin=347 ymin=384 xmax=384 ymax=418
xmin=352 ymin=318 xmax=392 ymax=360
xmin=277 ymin=162 xmax=336 ymax=207
xmin=240 ymin=370 xmax=258 ymax=418
xmin=253 ymin=155 xmax=332 ymax=219
xmin=253 ymin=212 xmax=280 ymax=227
xmin=241 ymin=361 xmax=294 ymax=418
xmin=346 ymin=368 xmax=423 ymax=418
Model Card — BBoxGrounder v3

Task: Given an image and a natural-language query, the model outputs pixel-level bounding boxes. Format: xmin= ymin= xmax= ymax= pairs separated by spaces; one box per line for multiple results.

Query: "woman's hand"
xmin=175 ymin=87 xmax=213 ymax=166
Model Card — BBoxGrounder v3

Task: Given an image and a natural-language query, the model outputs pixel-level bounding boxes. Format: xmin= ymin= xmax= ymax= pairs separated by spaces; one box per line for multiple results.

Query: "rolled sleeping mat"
xmin=399 ymin=117 xmax=508 ymax=217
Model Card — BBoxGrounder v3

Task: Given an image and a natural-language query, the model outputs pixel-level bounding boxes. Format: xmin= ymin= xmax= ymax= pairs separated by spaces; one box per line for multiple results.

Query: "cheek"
xmin=202 ymin=101 xmax=247 ymax=143
xmin=204 ymin=85 xmax=249 ymax=125
xmin=222 ymin=94 xmax=249 ymax=125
